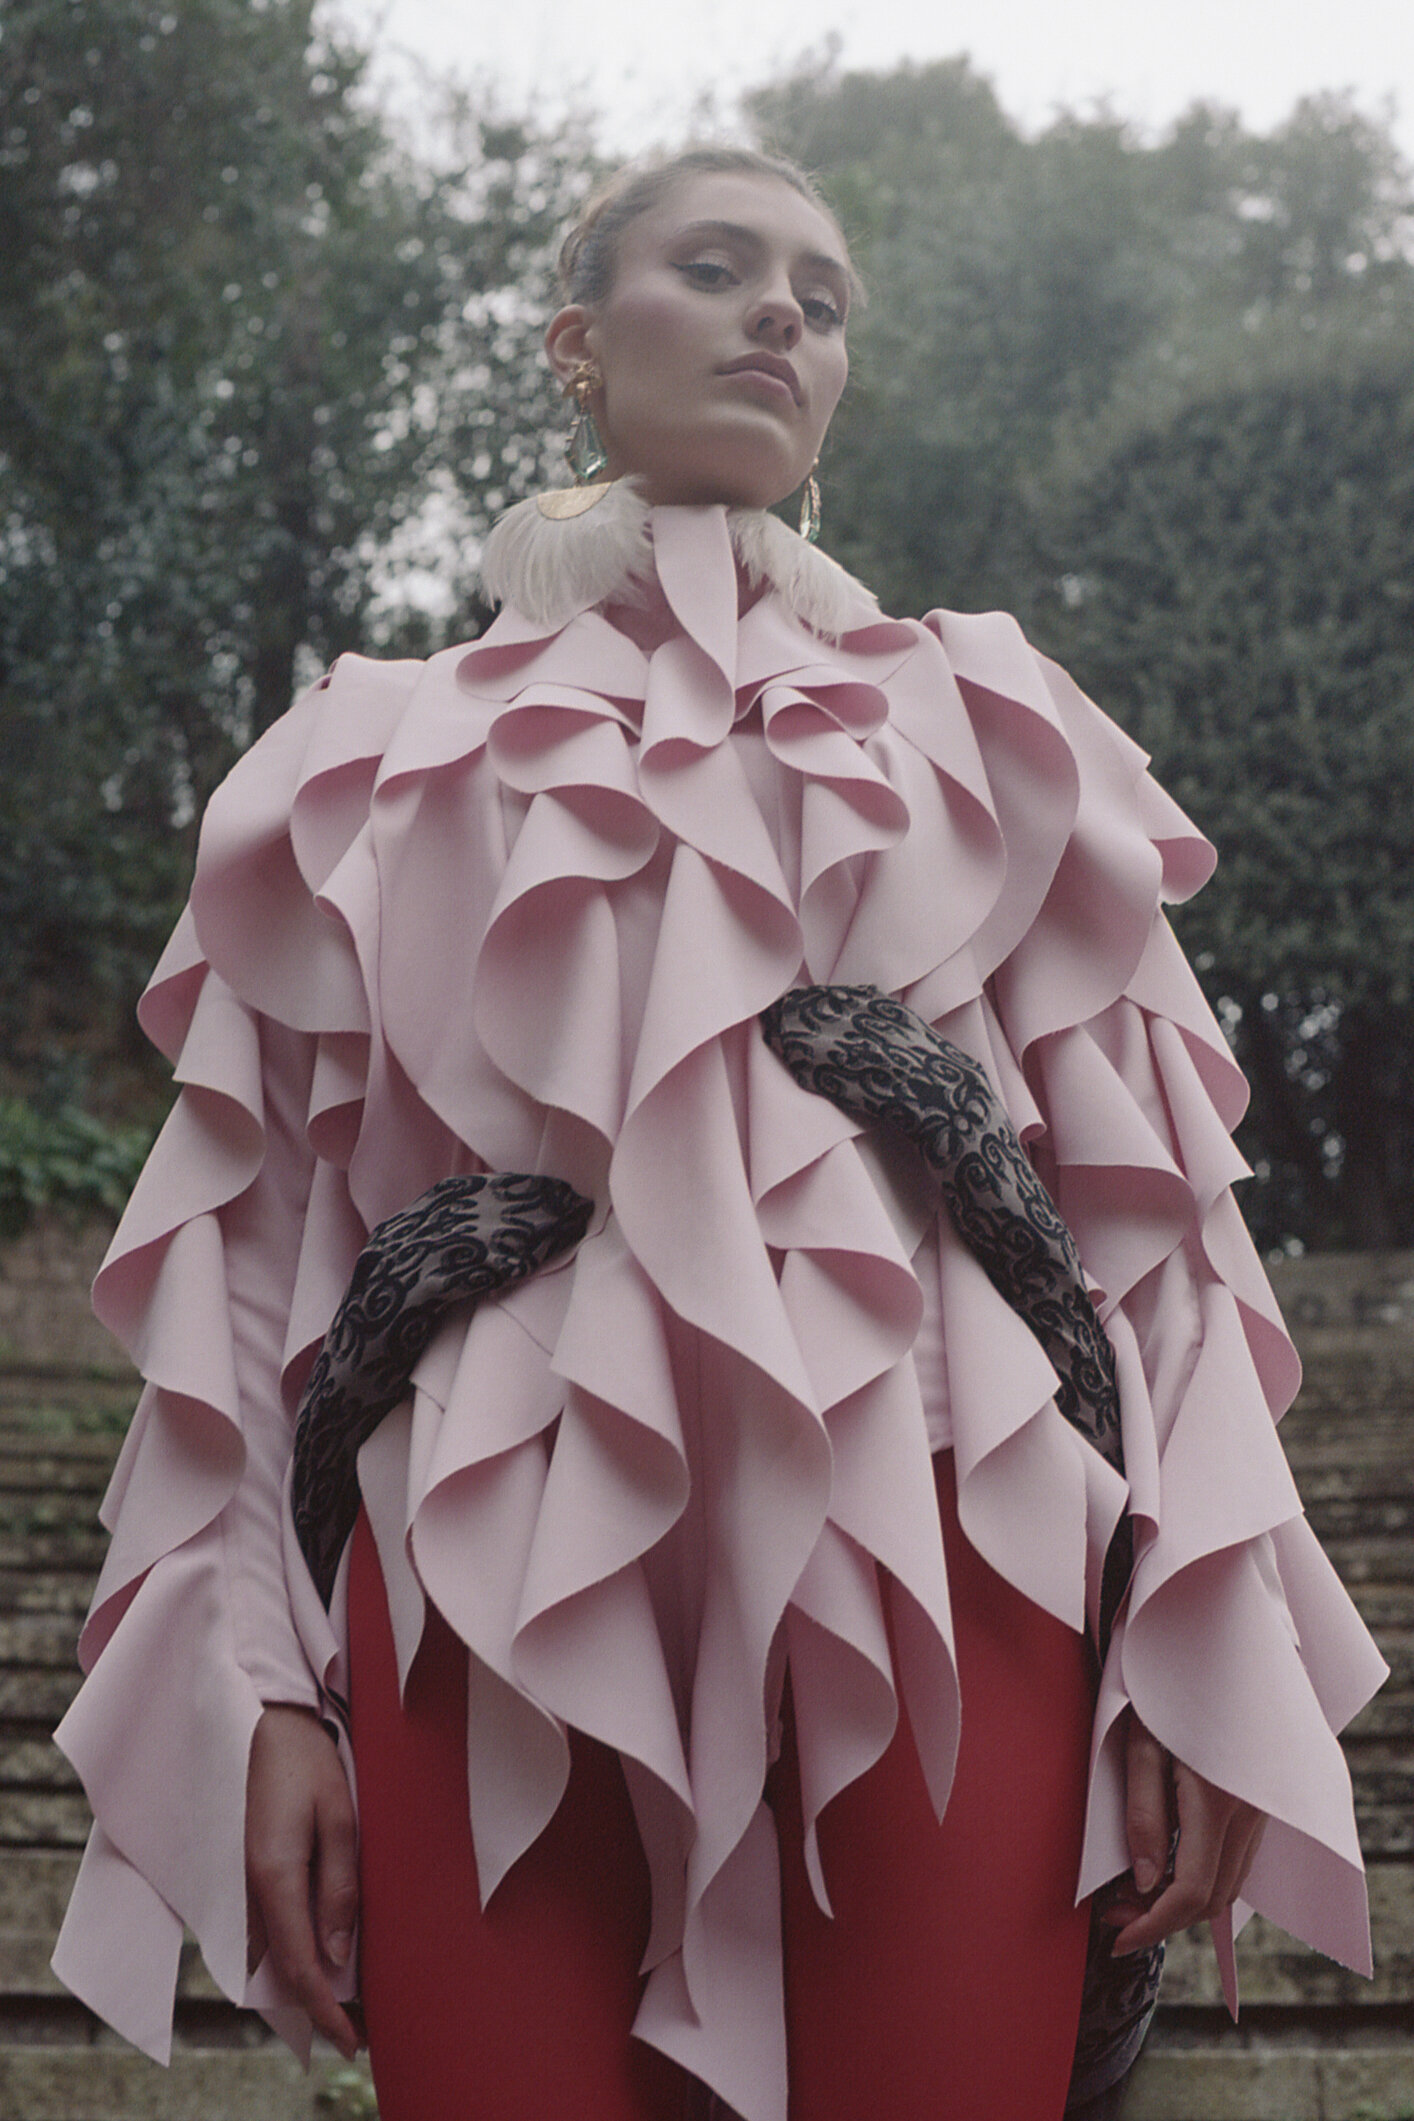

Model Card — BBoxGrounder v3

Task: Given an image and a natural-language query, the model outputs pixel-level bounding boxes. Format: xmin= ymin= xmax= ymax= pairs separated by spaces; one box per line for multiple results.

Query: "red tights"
xmin=348 ymin=1456 xmax=1095 ymax=2121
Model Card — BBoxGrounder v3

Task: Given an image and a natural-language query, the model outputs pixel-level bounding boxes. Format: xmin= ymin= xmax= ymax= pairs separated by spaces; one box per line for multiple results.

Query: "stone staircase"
xmin=1127 ymin=1254 xmax=1414 ymax=2120
xmin=0 ymin=1253 xmax=1410 ymax=2120
xmin=0 ymin=1379 xmax=374 ymax=2120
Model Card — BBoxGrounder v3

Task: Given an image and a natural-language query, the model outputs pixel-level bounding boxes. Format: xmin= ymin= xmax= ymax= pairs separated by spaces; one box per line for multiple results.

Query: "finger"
xmin=1097 ymin=1891 xmax=1150 ymax=1928
xmin=1113 ymin=1767 xmax=1225 ymax=1955
xmin=248 ymin=1900 xmax=269 ymax=1976
xmin=1124 ymin=1714 xmax=1172 ymax=1898
xmin=1212 ymin=1805 xmax=1266 ymax=1916
xmin=1110 ymin=1860 xmax=1213 ymax=1956
xmin=1233 ymin=1810 xmax=1267 ymax=1899
xmin=249 ymin=1854 xmax=362 ymax=2059
xmin=312 ymin=1779 xmax=360 ymax=1972
xmin=246 ymin=1896 xmax=269 ymax=1981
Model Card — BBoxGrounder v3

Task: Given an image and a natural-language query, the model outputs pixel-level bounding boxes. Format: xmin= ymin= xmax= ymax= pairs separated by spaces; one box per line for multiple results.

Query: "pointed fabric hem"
xmin=54 ymin=506 xmax=1383 ymax=2119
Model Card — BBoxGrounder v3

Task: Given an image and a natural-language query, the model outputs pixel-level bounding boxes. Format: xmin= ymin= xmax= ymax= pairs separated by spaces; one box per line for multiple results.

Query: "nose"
xmin=748 ymin=283 xmax=803 ymax=350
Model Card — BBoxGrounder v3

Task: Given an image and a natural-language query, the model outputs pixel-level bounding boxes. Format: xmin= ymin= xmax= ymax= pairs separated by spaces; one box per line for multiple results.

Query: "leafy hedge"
xmin=0 ymin=1100 xmax=155 ymax=1242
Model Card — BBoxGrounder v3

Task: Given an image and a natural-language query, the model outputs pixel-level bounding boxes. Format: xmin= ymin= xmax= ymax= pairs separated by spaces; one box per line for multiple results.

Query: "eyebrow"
xmin=671 ymin=218 xmax=852 ymax=294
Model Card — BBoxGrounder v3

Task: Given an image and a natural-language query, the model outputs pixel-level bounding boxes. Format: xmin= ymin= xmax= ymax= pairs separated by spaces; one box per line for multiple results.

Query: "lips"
xmin=720 ymin=352 xmax=802 ymax=405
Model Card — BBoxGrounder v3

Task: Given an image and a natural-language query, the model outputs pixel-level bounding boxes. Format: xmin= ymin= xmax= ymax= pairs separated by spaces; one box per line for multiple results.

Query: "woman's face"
xmin=546 ymin=172 xmax=851 ymax=511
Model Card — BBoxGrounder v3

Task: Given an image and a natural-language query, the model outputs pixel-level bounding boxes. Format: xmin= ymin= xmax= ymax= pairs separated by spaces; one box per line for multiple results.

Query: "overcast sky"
xmin=335 ymin=0 xmax=1413 ymax=159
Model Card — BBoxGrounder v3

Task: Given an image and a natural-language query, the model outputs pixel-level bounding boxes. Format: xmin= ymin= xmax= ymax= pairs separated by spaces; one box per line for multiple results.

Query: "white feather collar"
xmin=480 ymin=480 xmax=878 ymax=640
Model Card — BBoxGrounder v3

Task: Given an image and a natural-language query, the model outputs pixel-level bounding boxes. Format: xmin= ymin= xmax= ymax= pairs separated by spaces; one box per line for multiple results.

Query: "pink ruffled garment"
xmin=54 ymin=496 xmax=1386 ymax=2121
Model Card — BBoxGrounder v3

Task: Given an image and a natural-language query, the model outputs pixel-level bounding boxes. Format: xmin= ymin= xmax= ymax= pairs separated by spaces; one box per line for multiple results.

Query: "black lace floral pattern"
xmin=758 ymin=984 xmax=1161 ymax=2111
xmin=290 ymin=1172 xmax=592 ymax=1606
xmin=289 ymin=998 xmax=1160 ymax=2107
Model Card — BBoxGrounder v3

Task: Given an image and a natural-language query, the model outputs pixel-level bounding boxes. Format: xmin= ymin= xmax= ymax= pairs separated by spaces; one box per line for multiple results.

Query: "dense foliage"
xmin=0 ymin=1097 xmax=155 ymax=1239
xmin=0 ymin=0 xmax=582 ymax=1087
xmin=1039 ymin=364 xmax=1414 ymax=1246
xmin=3 ymin=13 xmax=1412 ymax=1247
xmin=753 ymin=62 xmax=1414 ymax=1247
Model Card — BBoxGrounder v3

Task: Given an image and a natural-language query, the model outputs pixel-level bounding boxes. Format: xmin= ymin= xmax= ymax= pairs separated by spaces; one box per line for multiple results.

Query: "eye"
xmin=802 ymin=293 xmax=846 ymax=330
xmin=674 ymin=259 xmax=737 ymax=290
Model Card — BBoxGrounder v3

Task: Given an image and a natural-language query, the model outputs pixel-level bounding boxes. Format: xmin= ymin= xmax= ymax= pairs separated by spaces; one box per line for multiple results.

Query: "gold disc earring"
xmin=564 ymin=360 xmax=609 ymax=484
xmin=798 ymin=461 xmax=822 ymax=544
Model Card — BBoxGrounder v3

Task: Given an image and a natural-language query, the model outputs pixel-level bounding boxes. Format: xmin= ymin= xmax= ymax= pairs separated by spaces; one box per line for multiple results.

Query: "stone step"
xmin=1283 ymin=1390 xmax=1414 ymax=1442
xmin=1127 ymin=2038 xmax=1414 ymax=2120
xmin=1281 ymin=1398 xmax=1414 ymax=1444
xmin=0 ymin=1569 xmax=101 ymax=1620
xmin=0 ymin=2030 xmax=1410 ymax=2121
xmin=4 ymin=2039 xmax=1412 ymax=2121
xmin=1317 ymin=1538 xmax=1414 ymax=1589
xmin=1159 ymin=1865 xmax=1414 ymax=2008
xmin=0 ymin=1530 xmax=110 ymax=1570
xmin=0 ymin=1848 xmax=80 ymax=1949
xmin=0 ymin=1791 xmax=90 ymax=1847
xmin=3 ymin=1856 xmax=1409 ymax=2017
xmin=1265 ymin=1249 xmax=1414 ymax=1322
xmin=1282 ymin=1402 xmax=1413 ymax=1449
xmin=1347 ymin=1688 xmax=1414 ymax=1739
xmin=1346 ymin=1584 xmax=1414 ymax=1632
xmin=0 ymin=1371 xmax=133 ymax=1410
xmin=0 ymin=1671 xmax=78 ymax=1723
xmin=0 ymin=2043 xmax=375 ymax=2120
xmin=0 ymin=1612 xmax=91 ymax=1670
xmin=0 ymin=1438 xmax=120 ymax=1488
xmin=0 ymin=1738 xmax=80 ymax=1791
xmin=1347 ymin=1625 xmax=1411 ymax=1698
xmin=0 ymin=1487 xmax=107 ymax=1531
xmin=1297 ymin=1457 xmax=1414 ymax=1501
xmin=1347 ymin=1767 xmax=1414 ymax=1856
xmin=0 ymin=1854 xmax=222 ymax=2005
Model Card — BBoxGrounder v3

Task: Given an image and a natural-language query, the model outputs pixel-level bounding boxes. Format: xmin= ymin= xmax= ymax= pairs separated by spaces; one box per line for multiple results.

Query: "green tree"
xmin=749 ymin=58 xmax=1414 ymax=1244
xmin=0 ymin=0 xmax=581 ymax=1091
xmin=750 ymin=60 xmax=1175 ymax=616
xmin=1037 ymin=355 xmax=1414 ymax=1249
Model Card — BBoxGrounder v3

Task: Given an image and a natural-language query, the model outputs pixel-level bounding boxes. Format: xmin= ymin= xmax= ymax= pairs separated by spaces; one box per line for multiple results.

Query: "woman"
xmin=54 ymin=149 xmax=1385 ymax=2121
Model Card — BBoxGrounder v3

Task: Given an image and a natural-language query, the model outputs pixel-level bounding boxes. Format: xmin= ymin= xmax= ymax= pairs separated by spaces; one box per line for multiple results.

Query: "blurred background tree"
xmin=753 ymin=62 xmax=1414 ymax=1250
xmin=2 ymin=11 xmax=1411 ymax=1249
xmin=0 ymin=0 xmax=582 ymax=1103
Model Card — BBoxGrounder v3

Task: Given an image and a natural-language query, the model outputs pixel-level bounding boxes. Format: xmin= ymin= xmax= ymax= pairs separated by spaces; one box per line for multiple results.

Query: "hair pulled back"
xmin=558 ymin=146 xmax=857 ymax=309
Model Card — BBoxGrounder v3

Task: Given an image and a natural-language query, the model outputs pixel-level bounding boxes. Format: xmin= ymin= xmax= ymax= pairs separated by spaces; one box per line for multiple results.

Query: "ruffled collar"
xmin=479 ymin=478 xmax=879 ymax=640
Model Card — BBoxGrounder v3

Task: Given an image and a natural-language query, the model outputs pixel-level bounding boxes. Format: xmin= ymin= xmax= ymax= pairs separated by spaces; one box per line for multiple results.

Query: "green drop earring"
xmin=565 ymin=360 xmax=610 ymax=484
xmin=798 ymin=461 xmax=822 ymax=544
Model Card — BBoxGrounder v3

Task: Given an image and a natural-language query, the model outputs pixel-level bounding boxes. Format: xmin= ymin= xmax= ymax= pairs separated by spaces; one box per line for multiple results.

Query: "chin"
xmin=622 ymin=430 xmax=809 ymax=514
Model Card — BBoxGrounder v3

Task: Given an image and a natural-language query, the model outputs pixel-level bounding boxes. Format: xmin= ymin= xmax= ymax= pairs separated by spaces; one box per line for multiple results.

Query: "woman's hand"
xmin=1102 ymin=1710 xmax=1266 ymax=1956
xmin=246 ymin=1704 xmax=362 ymax=2058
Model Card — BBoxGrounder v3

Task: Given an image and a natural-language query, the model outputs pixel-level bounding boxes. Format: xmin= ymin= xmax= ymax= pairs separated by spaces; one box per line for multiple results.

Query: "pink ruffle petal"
xmin=56 ymin=507 xmax=1383 ymax=2121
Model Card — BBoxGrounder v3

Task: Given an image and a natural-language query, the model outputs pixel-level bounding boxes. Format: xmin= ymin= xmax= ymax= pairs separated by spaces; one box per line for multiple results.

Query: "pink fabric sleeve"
xmin=50 ymin=986 xmax=347 ymax=2059
xmin=47 ymin=521 xmax=1388 ymax=2114
xmin=214 ymin=1014 xmax=323 ymax=1707
xmin=47 ymin=673 xmax=396 ymax=2055
xmin=1020 ymin=954 xmax=1388 ymax=2000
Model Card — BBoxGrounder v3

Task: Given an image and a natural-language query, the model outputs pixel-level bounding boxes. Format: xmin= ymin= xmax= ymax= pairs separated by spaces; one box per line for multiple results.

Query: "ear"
xmin=545 ymin=305 xmax=598 ymax=390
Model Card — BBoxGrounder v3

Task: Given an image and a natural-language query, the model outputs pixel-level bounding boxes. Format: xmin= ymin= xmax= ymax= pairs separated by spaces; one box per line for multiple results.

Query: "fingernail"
xmin=1133 ymin=1858 xmax=1158 ymax=1893
xmin=328 ymin=1929 xmax=353 ymax=1968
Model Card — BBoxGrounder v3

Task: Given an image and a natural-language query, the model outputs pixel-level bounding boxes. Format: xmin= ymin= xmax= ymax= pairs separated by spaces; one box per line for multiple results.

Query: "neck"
xmin=479 ymin=479 xmax=878 ymax=639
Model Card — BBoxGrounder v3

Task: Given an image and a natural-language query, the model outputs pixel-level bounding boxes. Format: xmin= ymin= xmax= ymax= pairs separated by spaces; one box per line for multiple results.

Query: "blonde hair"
xmin=558 ymin=147 xmax=859 ymax=308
